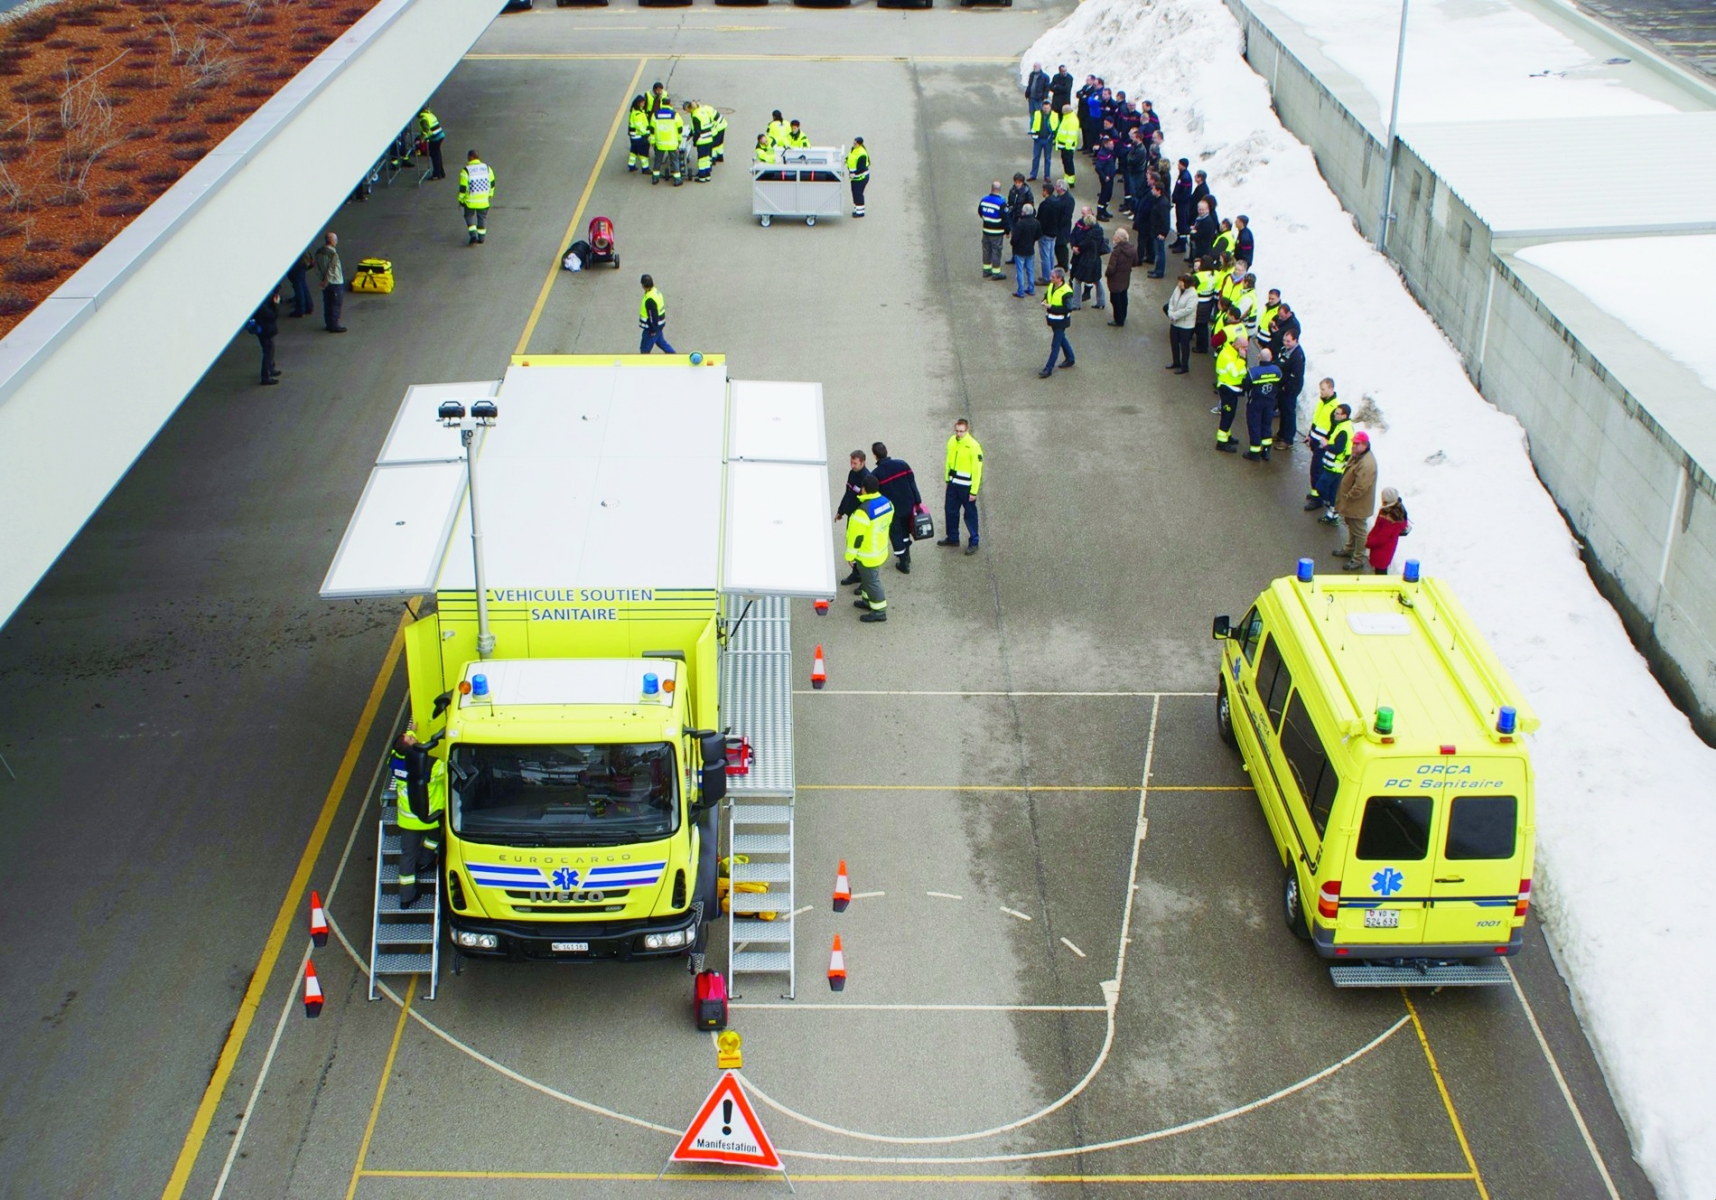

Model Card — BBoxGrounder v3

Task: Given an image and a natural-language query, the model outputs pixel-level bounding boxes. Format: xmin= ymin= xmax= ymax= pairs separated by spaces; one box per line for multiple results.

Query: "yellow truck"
xmin=1213 ymin=559 xmax=1539 ymax=987
xmin=322 ymin=357 xmax=834 ymax=998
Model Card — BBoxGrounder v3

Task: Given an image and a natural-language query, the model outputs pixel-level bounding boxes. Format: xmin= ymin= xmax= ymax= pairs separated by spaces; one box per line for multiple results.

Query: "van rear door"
xmin=1422 ymin=758 xmax=1527 ymax=947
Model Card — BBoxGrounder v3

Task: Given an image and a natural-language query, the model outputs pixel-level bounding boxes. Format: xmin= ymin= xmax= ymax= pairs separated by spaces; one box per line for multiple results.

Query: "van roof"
xmin=1264 ymin=573 xmax=1538 ymax=750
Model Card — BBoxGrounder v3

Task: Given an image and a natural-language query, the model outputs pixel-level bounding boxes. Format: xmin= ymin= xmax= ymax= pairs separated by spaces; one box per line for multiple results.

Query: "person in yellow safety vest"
xmin=766 ymin=109 xmax=790 ymax=150
xmin=626 ymin=96 xmax=650 ymax=174
xmin=1208 ymin=298 xmax=1236 ymax=354
xmin=1303 ymin=379 xmax=1341 ymax=510
xmin=651 ymin=80 xmax=671 ymax=112
xmin=845 ymin=473 xmax=894 ymax=624
xmin=710 ymin=107 xmax=728 ymax=163
xmin=755 ymin=133 xmax=777 ymax=164
xmin=389 ymin=727 xmax=446 ymax=909
xmin=1219 ymin=258 xmax=1248 ymax=304
xmin=847 ymin=137 xmax=869 ymax=217
xmin=1192 ymin=258 xmax=1219 ymax=352
xmin=650 ymin=103 xmax=685 ymax=186
xmin=1315 ymin=402 xmax=1354 ymax=522
xmin=1213 ymin=332 xmax=1250 ymax=450
xmin=683 ymin=102 xmax=715 ymax=182
xmin=1054 ymin=104 xmax=1081 ymax=187
xmin=938 ymin=417 xmax=984 ymax=554
xmin=785 ymin=119 xmax=810 ymax=149
xmin=1029 ymin=101 xmax=1059 ymax=181
xmin=1256 ymin=288 xmax=1281 ymax=348
xmin=457 ymin=150 xmax=494 ymax=245
xmin=1234 ymin=274 xmax=1259 ymax=339
xmin=638 ymin=274 xmax=675 ymax=355
xmin=1213 ymin=218 xmax=1237 ymax=259
xmin=418 ymin=107 xmax=446 ymax=180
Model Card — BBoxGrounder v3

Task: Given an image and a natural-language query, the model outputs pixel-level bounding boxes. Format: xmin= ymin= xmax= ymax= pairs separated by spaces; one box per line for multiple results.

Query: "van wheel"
xmin=1216 ymin=677 xmax=1236 ymax=747
xmin=1283 ymin=869 xmax=1312 ymax=941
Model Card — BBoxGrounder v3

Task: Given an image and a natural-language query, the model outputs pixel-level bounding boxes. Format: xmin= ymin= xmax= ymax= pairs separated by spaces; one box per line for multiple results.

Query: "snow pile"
xmin=1518 ymin=236 xmax=1716 ymax=393
xmin=1024 ymin=2 xmax=1716 ymax=1196
xmin=1268 ymin=0 xmax=1674 ymax=128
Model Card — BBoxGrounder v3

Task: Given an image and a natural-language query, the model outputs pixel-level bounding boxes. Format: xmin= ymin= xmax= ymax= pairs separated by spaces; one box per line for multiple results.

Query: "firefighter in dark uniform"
xmin=389 ymin=727 xmax=444 ymax=909
xmin=870 ymin=442 xmax=922 ymax=573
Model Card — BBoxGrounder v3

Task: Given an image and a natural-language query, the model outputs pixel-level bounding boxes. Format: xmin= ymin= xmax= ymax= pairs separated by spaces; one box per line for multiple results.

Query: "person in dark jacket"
xmin=1037 ymin=182 xmax=1075 ymax=279
xmin=1269 ymin=302 xmax=1301 ymax=356
xmin=979 ymin=182 xmax=1007 ymax=279
xmin=1171 ymin=159 xmax=1193 ymax=250
xmin=871 ymin=442 xmax=923 ymax=572
xmin=1025 ymin=62 xmax=1050 ymax=115
xmin=1039 ymin=267 xmax=1075 ymax=378
xmin=836 ymin=449 xmax=868 ymax=584
xmin=1104 ymin=228 xmax=1138 ymax=326
xmin=1069 ymin=212 xmax=1106 ymax=309
xmin=285 ymin=250 xmax=313 ymax=318
xmin=1145 ymin=181 xmax=1171 ymax=277
xmin=1094 ymin=135 xmax=1119 ymax=221
xmin=1234 ymin=214 xmax=1254 ymax=268
xmin=1006 ymin=173 xmax=1033 ymax=230
xmin=252 ymin=290 xmax=280 ymax=385
xmin=1050 ymin=65 xmax=1074 ymax=111
xmin=1276 ymin=330 xmax=1306 ymax=444
xmin=1010 ymin=203 xmax=1042 ymax=297
xmin=1188 ymin=198 xmax=1218 ymax=264
xmin=1121 ymin=130 xmax=1149 ymax=215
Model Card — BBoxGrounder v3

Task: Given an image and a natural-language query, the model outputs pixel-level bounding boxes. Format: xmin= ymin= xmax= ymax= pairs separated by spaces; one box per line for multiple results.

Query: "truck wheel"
xmin=1283 ymin=869 xmax=1312 ymax=940
xmin=1216 ymin=676 xmax=1236 ymax=747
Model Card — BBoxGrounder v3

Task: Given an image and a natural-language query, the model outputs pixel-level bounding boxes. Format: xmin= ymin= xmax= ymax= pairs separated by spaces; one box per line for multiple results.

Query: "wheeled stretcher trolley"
xmin=750 ymin=146 xmax=848 ymax=227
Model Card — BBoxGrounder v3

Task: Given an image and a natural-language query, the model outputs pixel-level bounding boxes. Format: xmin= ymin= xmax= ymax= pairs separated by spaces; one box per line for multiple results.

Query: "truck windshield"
xmin=449 ymin=742 xmax=679 ymax=846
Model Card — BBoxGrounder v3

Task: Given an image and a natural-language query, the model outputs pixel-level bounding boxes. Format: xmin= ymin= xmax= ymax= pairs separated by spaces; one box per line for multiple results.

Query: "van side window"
xmin=1237 ymin=607 xmax=1265 ymax=663
xmin=1445 ymin=796 xmax=1518 ymax=860
xmin=1255 ymin=638 xmax=1292 ymax=731
xmin=1356 ymin=796 xmax=1434 ymax=860
xmin=1278 ymin=691 xmax=1335 ymax=835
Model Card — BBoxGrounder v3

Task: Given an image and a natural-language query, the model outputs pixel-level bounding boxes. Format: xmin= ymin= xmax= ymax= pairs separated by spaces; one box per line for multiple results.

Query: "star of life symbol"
xmin=1371 ymin=867 xmax=1404 ymax=897
xmin=552 ymin=867 xmax=581 ymax=890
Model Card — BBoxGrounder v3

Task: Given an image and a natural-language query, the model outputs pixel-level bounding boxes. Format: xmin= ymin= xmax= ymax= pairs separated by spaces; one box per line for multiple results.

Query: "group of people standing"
xmin=627 ymin=82 xmax=728 ymax=186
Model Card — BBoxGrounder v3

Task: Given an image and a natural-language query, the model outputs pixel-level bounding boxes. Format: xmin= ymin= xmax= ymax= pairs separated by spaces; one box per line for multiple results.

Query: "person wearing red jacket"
xmin=1365 ymin=488 xmax=1411 ymax=574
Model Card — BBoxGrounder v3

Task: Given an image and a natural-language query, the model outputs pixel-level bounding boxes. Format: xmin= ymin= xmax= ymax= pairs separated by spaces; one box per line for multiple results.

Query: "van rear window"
xmin=1445 ymin=796 xmax=1518 ymax=860
xmin=1356 ymin=796 xmax=1433 ymax=861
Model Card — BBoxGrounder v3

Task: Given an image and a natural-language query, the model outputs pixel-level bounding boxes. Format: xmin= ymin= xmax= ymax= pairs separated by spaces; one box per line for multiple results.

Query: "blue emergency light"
xmin=643 ymin=673 xmax=659 ymax=695
xmin=1497 ymin=706 xmax=1517 ymax=735
xmin=471 ymin=674 xmax=489 ymax=698
xmin=689 ymin=352 xmax=704 ymax=365
xmin=1403 ymin=559 xmax=1421 ymax=583
xmin=1296 ymin=557 xmax=1314 ymax=583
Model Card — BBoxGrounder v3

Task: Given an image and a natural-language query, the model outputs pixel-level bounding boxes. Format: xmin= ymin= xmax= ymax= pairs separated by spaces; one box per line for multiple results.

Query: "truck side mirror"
xmin=697 ymin=732 xmax=728 ymax=808
xmin=431 ymin=689 xmax=454 ymax=719
xmin=1212 ymin=615 xmax=1231 ymax=640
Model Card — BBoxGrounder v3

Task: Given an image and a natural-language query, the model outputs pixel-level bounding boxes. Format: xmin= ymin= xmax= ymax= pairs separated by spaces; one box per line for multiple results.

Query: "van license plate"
xmin=551 ymin=941 xmax=589 ymax=953
xmin=1363 ymin=910 xmax=1399 ymax=929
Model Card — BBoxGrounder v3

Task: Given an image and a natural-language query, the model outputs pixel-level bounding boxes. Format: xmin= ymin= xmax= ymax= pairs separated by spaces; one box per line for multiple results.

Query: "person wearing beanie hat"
xmin=1332 ymin=430 xmax=1377 ymax=569
xmin=1366 ymin=487 xmax=1411 ymax=574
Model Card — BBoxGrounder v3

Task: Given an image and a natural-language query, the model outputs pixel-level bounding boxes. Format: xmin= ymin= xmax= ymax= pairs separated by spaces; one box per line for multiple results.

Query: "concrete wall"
xmin=1224 ymin=0 xmax=1716 ymax=738
xmin=0 ymin=0 xmax=500 ymax=630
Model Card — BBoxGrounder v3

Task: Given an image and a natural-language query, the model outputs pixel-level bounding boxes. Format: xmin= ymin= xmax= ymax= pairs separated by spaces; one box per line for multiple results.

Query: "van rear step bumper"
xmin=1329 ymin=960 xmax=1511 ymax=988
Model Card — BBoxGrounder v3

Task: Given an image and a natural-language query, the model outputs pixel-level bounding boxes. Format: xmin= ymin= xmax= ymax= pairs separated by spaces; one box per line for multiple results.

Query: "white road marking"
xmin=926 ymin=891 xmax=963 ymax=900
xmin=793 ymin=689 xmax=1215 ymax=697
xmin=212 ymin=698 xmax=405 ymax=1200
xmin=731 ymin=1002 xmax=1106 ymax=1012
xmin=791 ymin=905 xmax=812 ymax=917
xmin=1060 ymin=938 xmax=1087 ymax=958
xmin=1114 ymin=696 xmax=1161 ymax=992
xmin=998 ymin=906 xmax=1032 ymax=922
xmin=1504 ymin=958 xmax=1623 ymax=1199
xmin=849 ymin=891 xmax=885 ymax=900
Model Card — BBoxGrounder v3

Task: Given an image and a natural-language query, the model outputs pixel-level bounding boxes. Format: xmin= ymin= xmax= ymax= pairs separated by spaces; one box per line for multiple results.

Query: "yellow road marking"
xmin=345 ymin=977 xmax=418 ymax=1200
xmin=1404 ymin=992 xmax=1491 ymax=1200
xmin=797 ymin=784 xmax=1249 ymax=792
xmin=513 ymin=57 xmax=648 ymax=357
xmin=160 ymin=613 xmax=410 ymax=1200
xmin=361 ymin=1169 xmax=1474 ymax=1183
xmin=467 ymin=53 xmax=1018 ymax=62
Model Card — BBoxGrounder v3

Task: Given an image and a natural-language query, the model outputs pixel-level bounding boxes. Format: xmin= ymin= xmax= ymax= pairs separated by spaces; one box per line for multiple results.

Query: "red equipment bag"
xmin=694 ymin=969 xmax=729 ymax=1031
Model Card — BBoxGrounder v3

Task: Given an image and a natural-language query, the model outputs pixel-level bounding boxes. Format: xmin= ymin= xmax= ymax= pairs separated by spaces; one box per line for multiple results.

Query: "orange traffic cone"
xmin=832 ymin=860 xmax=851 ymax=912
xmin=303 ymin=961 xmax=324 ymax=1018
xmin=813 ymin=598 xmax=830 ymax=616
xmin=309 ymin=889 xmax=329 ymax=948
xmin=811 ymin=645 xmax=827 ymax=690
xmin=828 ymin=935 xmax=846 ymax=992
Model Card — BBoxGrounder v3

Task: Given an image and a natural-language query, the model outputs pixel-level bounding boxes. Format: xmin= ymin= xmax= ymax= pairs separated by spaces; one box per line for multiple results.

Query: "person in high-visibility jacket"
xmin=418 ymin=107 xmax=446 ymax=180
xmin=638 ymin=274 xmax=675 ymax=355
xmin=1029 ymin=100 xmax=1058 ymax=182
xmin=755 ymin=134 xmax=777 ymax=164
xmin=847 ymin=137 xmax=869 ymax=217
xmin=1213 ymin=332 xmax=1250 ymax=450
xmin=1054 ymin=104 xmax=1081 ymax=187
xmin=686 ymin=101 xmax=716 ymax=182
xmin=389 ymin=728 xmax=445 ymax=909
xmin=457 ymin=150 xmax=494 ymax=245
xmin=846 ymin=473 xmax=894 ymax=624
xmin=1192 ymin=258 xmax=1220 ymax=353
xmin=1303 ymin=379 xmax=1342 ymax=510
xmin=766 ymin=110 xmax=790 ymax=151
xmin=1243 ymin=348 xmax=1284 ymax=461
xmin=626 ymin=95 xmax=650 ymax=173
xmin=1315 ymin=402 xmax=1354 ymax=523
xmin=938 ymin=417 xmax=984 ymax=554
xmin=710 ymin=107 xmax=728 ymax=163
xmin=1213 ymin=219 xmax=1237 ymax=260
xmin=785 ymin=119 xmax=810 ymax=149
xmin=650 ymin=104 xmax=684 ymax=186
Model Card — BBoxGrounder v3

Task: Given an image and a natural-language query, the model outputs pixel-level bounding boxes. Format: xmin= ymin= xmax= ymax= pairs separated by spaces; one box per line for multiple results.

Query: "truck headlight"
xmin=455 ymin=931 xmax=499 ymax=950
xmin=644 ymin=930 xmax=688 ymax=950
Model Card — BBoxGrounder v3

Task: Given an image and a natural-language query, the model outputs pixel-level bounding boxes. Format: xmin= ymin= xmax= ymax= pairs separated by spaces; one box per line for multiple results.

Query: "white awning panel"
xmin=378 ymin=381 xmax=500 ymax=463
xmin=727 ymin=380 xmax=827 ymax=463
xmin=722 ymin=460 xmax=838 ymax=598
xmin=319 ymin=461 xmax=465 ymax=598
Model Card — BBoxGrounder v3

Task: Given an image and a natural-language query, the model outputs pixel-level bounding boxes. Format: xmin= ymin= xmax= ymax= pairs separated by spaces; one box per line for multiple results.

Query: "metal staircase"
xmin=721 ymin=596 xmax=797 ymax=1000
xmin=370 ymin=775 xmax=440 ymax=1001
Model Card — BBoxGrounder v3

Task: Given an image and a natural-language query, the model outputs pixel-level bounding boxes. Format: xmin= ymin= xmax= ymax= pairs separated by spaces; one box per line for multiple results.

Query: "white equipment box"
xmin=751 ymin=145 xmax=848 ymax=227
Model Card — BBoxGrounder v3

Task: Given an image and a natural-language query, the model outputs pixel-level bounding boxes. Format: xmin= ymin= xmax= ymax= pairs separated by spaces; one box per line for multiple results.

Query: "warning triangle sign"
xmin=670 ymin=1071 xmax=783 ymax=1170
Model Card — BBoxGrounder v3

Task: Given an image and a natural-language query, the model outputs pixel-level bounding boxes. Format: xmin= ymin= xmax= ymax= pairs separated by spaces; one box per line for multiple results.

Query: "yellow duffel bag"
xmin=351 ymin=257 xmax=394 ymax=294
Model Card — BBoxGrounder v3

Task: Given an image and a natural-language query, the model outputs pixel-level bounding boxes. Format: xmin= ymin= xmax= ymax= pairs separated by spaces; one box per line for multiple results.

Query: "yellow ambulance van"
xmin=1212 ymin=559 xmax=1539 ymax=987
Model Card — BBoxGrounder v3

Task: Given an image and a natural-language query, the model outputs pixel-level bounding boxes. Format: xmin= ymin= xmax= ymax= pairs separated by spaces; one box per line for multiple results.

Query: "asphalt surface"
xmin=1576 ymin=0 xmax=1716 ymax=78
xmin=0 ymin=4 xmax=1663 ymax=1199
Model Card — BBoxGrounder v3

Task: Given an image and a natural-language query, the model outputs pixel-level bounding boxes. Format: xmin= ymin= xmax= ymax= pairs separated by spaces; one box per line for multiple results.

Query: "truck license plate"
xmin=1363 ymin=909 xmax=1400 ymax=929
xmin=551 ymin=941 xmax=589 ymax=953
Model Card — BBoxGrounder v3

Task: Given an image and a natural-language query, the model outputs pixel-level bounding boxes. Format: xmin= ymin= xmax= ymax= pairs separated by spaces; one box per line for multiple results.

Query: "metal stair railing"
xmin=371 ymin=774 xmax=440 ymax=1001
